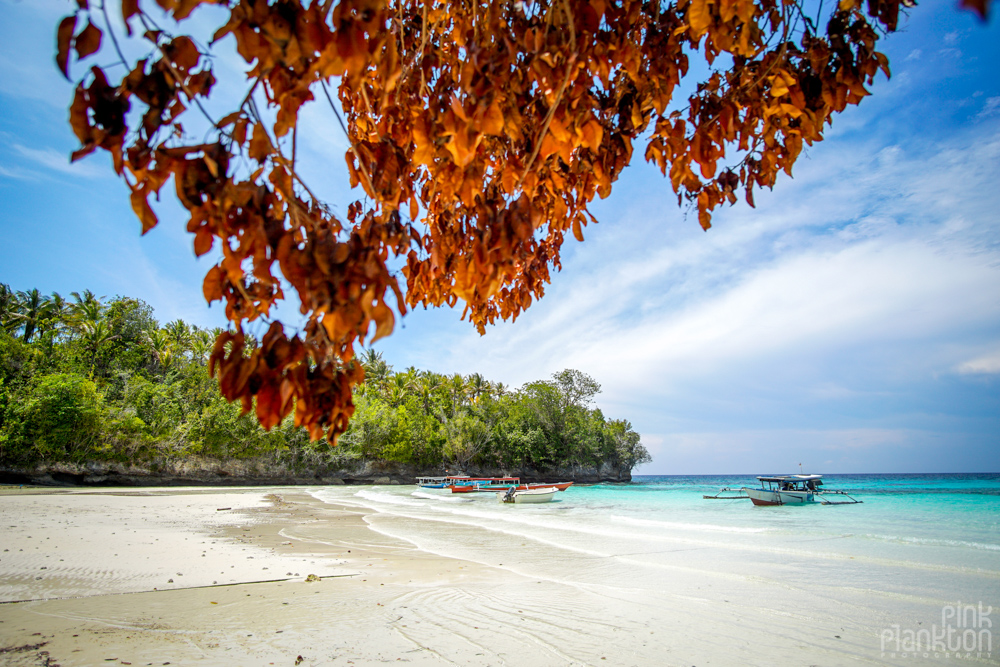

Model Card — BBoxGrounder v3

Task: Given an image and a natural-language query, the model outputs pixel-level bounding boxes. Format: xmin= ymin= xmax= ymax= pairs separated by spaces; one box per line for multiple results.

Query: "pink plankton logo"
xmin=880 ymin=602 xmax=992 ymax=660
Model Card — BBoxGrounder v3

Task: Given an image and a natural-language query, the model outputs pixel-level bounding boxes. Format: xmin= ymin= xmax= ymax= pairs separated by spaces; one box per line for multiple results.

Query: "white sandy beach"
xmin=0 ymin=486 xmax=992 ymax=666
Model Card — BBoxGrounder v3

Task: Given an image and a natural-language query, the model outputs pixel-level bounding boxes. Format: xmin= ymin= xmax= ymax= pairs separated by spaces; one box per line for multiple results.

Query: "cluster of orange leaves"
xmin=59 ymin=0 xmax=919 ymax=441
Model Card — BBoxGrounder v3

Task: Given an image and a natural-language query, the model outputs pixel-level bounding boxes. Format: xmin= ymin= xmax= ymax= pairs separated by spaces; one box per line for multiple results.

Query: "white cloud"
xmin=0 ymin=164 xmax=40 ymax=181
xmin=607 ymin=234 xmax=994 ymax=372
xmin=978 ymin=97 xmax=1000 ymax=119
xmin=957 ymin=349 xmax=1000 ymax=375
xmin=12 ymin=144 xmax=106 ymax=179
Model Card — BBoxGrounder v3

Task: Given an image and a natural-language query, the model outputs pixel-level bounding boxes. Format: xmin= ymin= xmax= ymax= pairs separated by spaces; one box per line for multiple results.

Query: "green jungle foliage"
xmin=0 ymin=284 xmax=650 ymax=472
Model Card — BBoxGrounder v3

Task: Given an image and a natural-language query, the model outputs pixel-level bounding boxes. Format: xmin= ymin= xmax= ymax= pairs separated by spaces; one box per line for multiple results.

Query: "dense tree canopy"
xmin=0 ymin=285 xmax=648 ymax=473
xmin=56 ymin=0 xmax=985 ymax=441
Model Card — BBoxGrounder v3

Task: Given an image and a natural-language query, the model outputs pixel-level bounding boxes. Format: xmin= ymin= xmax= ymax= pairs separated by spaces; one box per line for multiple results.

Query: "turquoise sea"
xmin=311 ymin=473 xmax=999 ymax=664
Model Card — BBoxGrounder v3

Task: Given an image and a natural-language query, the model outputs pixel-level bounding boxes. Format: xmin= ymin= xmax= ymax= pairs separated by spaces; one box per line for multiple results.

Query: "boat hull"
xmin=744 ymin=487 xmax=815 ymax=506
xmin=526 ymin=482 xmax=573 ymax=491
xmin=498 ymin=488 xmax=558 ymax=504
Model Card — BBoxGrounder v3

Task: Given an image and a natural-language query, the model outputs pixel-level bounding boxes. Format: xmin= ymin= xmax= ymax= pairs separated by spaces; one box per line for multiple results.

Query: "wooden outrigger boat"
xmin=416 ymin=475 xmax=574 ymax=494
xmin=416 ymin=476 xmax=450 ymax=488
xmin=524 ymin=482 xmax=574 ymax=492
xmin=498 ymin=487 xmax=558 ymax=504
xmin=704 ymin=475 xmax=862 ymax=505
xmin=745 ymin=475 xmax=824 ymax=505
xmin=448 ymin=477 xmax=521 ymax=493
xmin=450 ymin=480 xmax=574 ymax=493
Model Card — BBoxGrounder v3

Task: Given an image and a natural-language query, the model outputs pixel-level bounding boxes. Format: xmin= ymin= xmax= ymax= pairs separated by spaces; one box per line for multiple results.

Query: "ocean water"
xmin=309 ymin=474 xmax=999 ymax=664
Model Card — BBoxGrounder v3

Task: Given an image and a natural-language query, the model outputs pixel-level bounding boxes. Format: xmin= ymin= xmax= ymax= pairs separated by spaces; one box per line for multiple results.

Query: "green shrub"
xmin=2 ymin=373 xmax=102 ymax=462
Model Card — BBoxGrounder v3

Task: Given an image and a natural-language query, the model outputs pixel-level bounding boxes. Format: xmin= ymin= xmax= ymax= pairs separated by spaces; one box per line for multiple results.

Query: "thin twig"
xmin=320 ymin=80 xmax=377 ymax=199
xmin=137 ymin=12 xmax=218 ymax=128
xmin=99 ymin=0 xmax=128 ymax=68
xmin=516 ymin=53 xmax=577 ymax=190
xmin=418 ymin=1 xmax=430 ymax=95
xmin=358 ymin=82 xmax=373 ymax=116
xmin=516 ymin=0 xmax=578 ymax=189
xmin=239 ymin=77 xmax=262 ymax=118
xmin=561 ymin=0 xmax=577 ymax=53
xmin=163 ymin=56 xmax=218 ymax=127
xmin=246 ymin=95 xmax=324 ymax=208
xmin=397 ymin=1 xmax=405 ymax=56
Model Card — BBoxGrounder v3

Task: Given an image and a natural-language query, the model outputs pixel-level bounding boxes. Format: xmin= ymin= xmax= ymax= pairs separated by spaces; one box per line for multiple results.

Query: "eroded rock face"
xmin=0 ymin=458 xmax=633 ymax=486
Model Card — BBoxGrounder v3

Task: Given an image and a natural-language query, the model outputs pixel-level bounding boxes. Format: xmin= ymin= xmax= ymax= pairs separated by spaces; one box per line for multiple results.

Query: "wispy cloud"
xmin=0 ymin=164 xmax=41 ymax=181
xmin=12 ymin=144 xmax=106 ymax=179
xmin=978 ymin=96 xmax=1000 ymax=119
xmin=957 ymin=350 xmax=1000 ymax=375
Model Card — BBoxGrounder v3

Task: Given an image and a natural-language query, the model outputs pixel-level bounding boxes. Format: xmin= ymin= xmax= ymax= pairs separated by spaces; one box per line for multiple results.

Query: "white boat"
xmin=744 ymin=475 xmax=823 ymax=505
xmin=704 ymin=474 xmax=862 ymax=505
xmin=497 ymin=487 xmax=557 ymax=504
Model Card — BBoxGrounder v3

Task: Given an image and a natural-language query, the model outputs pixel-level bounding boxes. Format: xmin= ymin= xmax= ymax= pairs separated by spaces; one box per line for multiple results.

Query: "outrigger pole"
xmin=702 ymin=487 xmax=750 ymax=499
xmin=817 ymin=490 xmax=863 ymax=505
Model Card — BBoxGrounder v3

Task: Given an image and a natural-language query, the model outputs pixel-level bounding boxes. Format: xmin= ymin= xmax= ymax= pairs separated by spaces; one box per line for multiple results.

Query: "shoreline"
xmin=0 ymin=460 xmax=631 ymax=488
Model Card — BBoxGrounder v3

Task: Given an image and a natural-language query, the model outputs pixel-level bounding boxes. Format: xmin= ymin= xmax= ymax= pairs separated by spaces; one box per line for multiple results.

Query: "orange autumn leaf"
xmin=55 ymin=15 xmax=76 ymax=79
xmin=75 ymin=21 xmax=102 ymax=59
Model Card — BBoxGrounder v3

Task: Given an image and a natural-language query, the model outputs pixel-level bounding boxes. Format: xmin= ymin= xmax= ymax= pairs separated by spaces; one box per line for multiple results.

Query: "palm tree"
xmin=145 ymin=329 xmax=174 ymax=368
xmin=0 ymin=284 xmax=16 ymax=332
xmin=360 ymin=348 xmax=391 ymax=390
xmin=418 ymin=371 xmax=443 ymax=414
xmin=387 ymin=383 xmax=406 ymax=407
xmin=46 ymin=292 xmax=72 ymax=339
xmin=8 ymin=289 xmax=53 ymax=343
xmin=80 ymin=320 xmax=118 ymax=372
xmin=164 ymin=319 xmax=193 ymax=357
xmin=70 ymin=290 xmax=105 ymax=328
xmin=467 ymin=372 xmax=489 ymax=401
xmin=401 ymin=366 xmax=422 ymax=393
xmin=190 ymin=328 xmax=214 ymax=364
xmin=448 ymin=373 xmax=468 ymax=415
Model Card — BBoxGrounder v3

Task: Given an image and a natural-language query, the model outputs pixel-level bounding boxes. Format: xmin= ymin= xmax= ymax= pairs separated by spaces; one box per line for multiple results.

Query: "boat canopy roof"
xmin=757 ymin=474 xmax=824 ymax=483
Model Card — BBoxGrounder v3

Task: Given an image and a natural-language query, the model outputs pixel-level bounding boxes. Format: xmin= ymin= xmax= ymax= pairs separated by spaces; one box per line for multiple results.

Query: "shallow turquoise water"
xmin=310 ymin=473 xmax=998 ymax=664
xmin=315 ymin=472 xmax=999 ymax=593
xmin=594 ymin=474 xmax=1000 ymax=561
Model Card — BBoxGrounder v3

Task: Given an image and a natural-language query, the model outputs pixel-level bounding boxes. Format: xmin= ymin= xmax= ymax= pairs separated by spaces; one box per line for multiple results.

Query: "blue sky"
xmin=1 ymin=1 xmax=998 ymax=474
